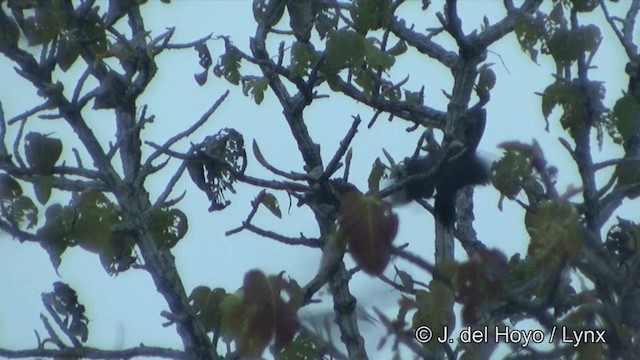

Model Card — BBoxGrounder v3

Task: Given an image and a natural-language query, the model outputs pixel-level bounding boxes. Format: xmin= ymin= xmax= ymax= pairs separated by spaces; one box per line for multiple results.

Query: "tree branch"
xmin=0 ymin=346 xmax=187 ymax=360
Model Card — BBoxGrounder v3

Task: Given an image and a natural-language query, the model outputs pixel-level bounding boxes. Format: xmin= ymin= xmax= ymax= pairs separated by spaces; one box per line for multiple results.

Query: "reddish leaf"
xmin=339 ymin=191 xmax=398 ymax=275
xmin=240 ymin=270 xmax=275 ymax=357
xmin=274 ymin=298 xmax=298 ymax=351
xmin=456 ymin=248 xmax=508 ymax=325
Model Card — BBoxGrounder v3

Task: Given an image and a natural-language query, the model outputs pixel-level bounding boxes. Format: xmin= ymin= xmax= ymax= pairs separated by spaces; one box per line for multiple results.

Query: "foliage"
xmin=1 ymin=0 xmax=639 ymax=359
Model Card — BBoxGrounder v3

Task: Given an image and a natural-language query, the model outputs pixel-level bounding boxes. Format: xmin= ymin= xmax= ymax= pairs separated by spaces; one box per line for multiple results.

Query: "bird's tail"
xmin=435 ymin=191 xmax=456 ymax=229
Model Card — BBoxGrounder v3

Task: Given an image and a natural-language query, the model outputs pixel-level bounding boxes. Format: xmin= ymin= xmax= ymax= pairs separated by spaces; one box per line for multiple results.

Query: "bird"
xmin=391 ymin=107 xmax=491 ymax=229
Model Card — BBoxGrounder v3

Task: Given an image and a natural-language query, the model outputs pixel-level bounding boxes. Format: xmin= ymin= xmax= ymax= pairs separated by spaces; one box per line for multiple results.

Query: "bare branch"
xmin=7 ymin=101 xmax=53 ymax=125
xmin=599 ymin=0 xmax=638 ymax=58
xmin=239 ymin=223 xmax=321 ymax=248
xmin=154 ymin=31 xmax=213 ymax=53
xmin=0 ymin=346 xmax=187 ymax=359
xmin=0 ymin=101 xmax=7 ymax=157
xmin=387 ymin=17 xmax=457 ymax=68
xmin=153 ymin=161 xmax=187 ymax=209
xmin=593 ymin=157 xmax=640 ymax=171
xmin=12 ymin=118 xmax=27 ymax=168
xmin=38 ymin=314 xmax=66 ymax=349
xmin=0 ymin=219 xmax=37 ymax=242
xmin=476 ymin=0 xmax=543 ymax=48
xmin=142 ymin=90 xmax=229 ymax=174
xmin=252 ymin=140 xmax=310 ymax=181
xmin=322 ymin=115 xmax=361 ymax=180
xmin=42 ymin=299 xmax=82 ymax=348
xmin=72 ymin=65 xmax=93 ymax=104
xmin=334 ymin=76 xmax=446 ymax=127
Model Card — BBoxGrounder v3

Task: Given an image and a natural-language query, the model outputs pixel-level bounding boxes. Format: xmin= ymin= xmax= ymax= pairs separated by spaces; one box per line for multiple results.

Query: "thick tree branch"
xmin=0 ymin=346 xmax=187 ymax=359
xmin=251 ymin=2 xmax=367 ymax=358
xmin=387 ymin=16 xmax=457 ymax=68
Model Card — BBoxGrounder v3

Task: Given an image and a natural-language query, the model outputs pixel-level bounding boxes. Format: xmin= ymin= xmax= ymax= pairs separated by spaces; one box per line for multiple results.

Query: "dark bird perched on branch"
xmin=391 ymin=106 xmax=491 ymax=229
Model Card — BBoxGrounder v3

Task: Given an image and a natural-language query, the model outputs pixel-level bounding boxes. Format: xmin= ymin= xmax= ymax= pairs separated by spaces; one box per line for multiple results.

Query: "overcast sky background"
xmin=0 ymin=0 xmax=635 ymax=358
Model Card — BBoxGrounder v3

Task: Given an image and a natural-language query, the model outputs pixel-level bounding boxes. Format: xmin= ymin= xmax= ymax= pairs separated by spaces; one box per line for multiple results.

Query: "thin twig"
xmin=143 ymin=90 xmax=229 ymax=172
xmin=72 ymin=65 xmax=93 ymax=104
xmin=42 ymin=300 xmax=82 ymax=348
xmin=242 ymin=223 xmax=321 ymax=248
xmin=12 ymin=119 xmax=27 ymax=168
xmin=155 ymin=32 xmax=212 ymax=52
xmin=152 ymin=161 xmax=187 ymax=209
xmin=391 ymin=247 xmax=453 ymax=289
xmin=145 ymin=141 xmax=310 ymax=193
xmin=8 ymin=101 xmax=52 ymax=125
xmin=0 ymin=101 xmax=7 ymax=156
xmin=322 ymin=115 xmax=361 ymax=180
xmin=593 ymin=157 xmax=640 ymax=171
xmin=252 ymin=140 xmax=310 ymax=181
xmin=39 ymin=314 xmax=66 ymax=349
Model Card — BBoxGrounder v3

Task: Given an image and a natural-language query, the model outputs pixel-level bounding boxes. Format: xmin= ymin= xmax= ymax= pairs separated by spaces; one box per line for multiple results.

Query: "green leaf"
xmin=20 ymin=0 xmax=66 ymax=46
xmin=214 ymin=42 xmax=242 ymax=85
xmin=0 ymin=174 xmax=23 ymax=200
xmin=395 ymin=266 xmax=414 ymax=292
xmin=1 ymin=175 xmax=38 ymax=229
xmin=57 ymin=33 xmax=81 ymax=72
xmin=24 ymin=132 xmax=63 ymax=175
xmin=547 ymin=29 xmax=581 ymax=66
xmin=252 ymin=140 xmax=271 ymax=170
xmin=219 ymin=291 xmax=244 ymax=336
xmin=478 ymin=66 xmax=496 ymax=91
xmin=364 ymin=38 xmax=395 ymax=70
xmin=241 ymin=76 xmax=269 ymax=105
xmin=549 ymin=1 xmax=566 ymax=26
xmin=548 ymin=25 xmax=601 ymax=67
xmin=321 ymin=30 xmax=366 ymax=74
xmin=148 ymin=207 xmax=189 ymax=249
xmin=526 ymin=200 xmax=583 ymax=260
xmin=290 ymin=41 xmax=316 ymax=78
xmin=253 ymin=0 xmax=285 ymax=26
xmin=581 ymin=24 xmax=601 ymax=53
xmin=367 ymin=158 xmax=386 ymax=192
xmin=286 ymin=0 xmax=313 ymax=42
xmin=99 ymin=231 xmax=136 ymax=275
xmin=491 ymin=150 xmax=532 ymax=199
xmin=72 ymin=191 xmax=120 ymax=254
xmin=428 ymin=278 xmax=455 ymax=331
xmin=514 ymin=15 xmax=544 ymax=62
xmin=37 ymin=203 xmax=74 ymax=270
xmin=325 ymin=74 xmax=341 ymax=91
xmin=351 ymin=0 xmax=392 ymax=34
xmin=612 ymin=95 xmax=640 ymax=141
xmin=353 ymin=70 xmax=374 ymax=100
xmin=315 ymin=8 xmax=339 ymax=40
xmin=571 ymin=0 xmax=598 ymax=12
xmin=541 ymin=82 xmax=588 ymax=135
xmin=83 ymin=9 xmax=108 ymax=55
xmin=0 ymin=10 xmax=20 ymax=49
xmin=189 ymin=286 xmax=227 ymax=332
xmin=259 ymin=192 xmax=282 ymax=219
xmin=13 ymin=196 xmax=38 ymax=229
xmin=280 ymin=335 xmax=319 ymax=360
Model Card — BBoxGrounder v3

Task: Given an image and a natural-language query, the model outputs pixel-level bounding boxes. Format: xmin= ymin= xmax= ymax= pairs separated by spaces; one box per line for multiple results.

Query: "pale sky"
xmin=0 ymin=1 xmax=635 ymax=359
